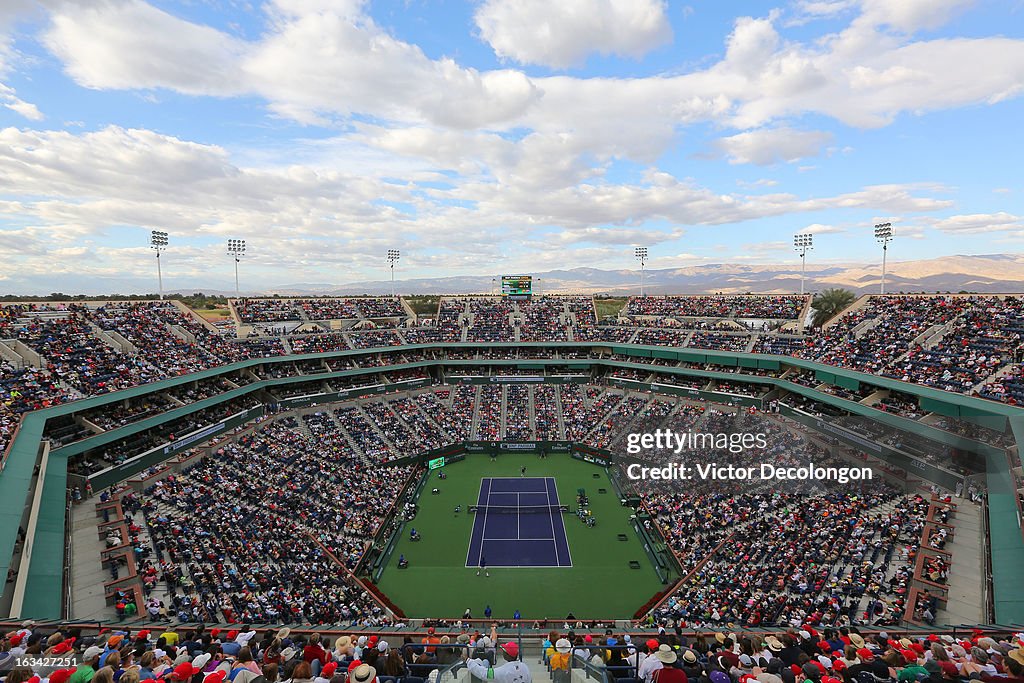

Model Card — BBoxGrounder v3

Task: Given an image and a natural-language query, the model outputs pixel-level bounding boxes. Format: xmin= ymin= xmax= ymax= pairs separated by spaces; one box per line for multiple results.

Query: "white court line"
xmin=476 ymin=479 xmax=489 ymax=568
xmin=516 ymin=492 xmax=520 ymax=540
xmin=548 ymin=476 xmax=574 ymax=568
xmin=544 ymin=477 xmax=560 ymax=566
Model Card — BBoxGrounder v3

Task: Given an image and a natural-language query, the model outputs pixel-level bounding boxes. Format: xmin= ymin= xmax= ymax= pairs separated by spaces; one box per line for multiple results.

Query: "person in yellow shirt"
xmin=549 ymin=639 xmax=572 ymax=682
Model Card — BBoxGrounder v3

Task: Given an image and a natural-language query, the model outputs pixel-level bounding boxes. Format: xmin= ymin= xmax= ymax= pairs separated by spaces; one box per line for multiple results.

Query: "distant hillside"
xmin=5 ymin=254 xmax=1022 ymax=297
xmin=265 ymin=254 xmax=1024 ymax=296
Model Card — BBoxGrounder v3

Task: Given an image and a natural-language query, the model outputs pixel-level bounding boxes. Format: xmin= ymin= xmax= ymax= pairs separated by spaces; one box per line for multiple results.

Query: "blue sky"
xmin=0 ymin=0 xmax=1022 ymax=294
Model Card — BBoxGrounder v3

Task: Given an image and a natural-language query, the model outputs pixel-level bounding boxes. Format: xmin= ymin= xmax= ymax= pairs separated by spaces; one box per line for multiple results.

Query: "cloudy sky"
xmin=0 ymin=0 xmax=1023 ymax=294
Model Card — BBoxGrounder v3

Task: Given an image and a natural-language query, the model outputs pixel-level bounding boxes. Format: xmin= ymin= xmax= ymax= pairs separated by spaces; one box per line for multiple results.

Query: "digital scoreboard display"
xmin=501 ymin=275 xmax=532 ymax=299
xmin=427 ymin=456 xmax=446 ymax=469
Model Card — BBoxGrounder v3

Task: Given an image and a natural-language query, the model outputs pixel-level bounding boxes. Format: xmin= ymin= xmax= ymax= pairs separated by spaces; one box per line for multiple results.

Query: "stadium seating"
xmin=5 ymin=292 xmax=1024 ymax=462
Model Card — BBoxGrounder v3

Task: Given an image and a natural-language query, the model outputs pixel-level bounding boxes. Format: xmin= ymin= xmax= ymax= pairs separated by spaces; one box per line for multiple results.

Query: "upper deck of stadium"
xmin=1 ymin=292 xmax=1023 ymax=628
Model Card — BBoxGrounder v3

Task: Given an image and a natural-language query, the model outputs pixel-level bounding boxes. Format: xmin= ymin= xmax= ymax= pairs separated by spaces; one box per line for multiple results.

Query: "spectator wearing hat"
xmin=71 ymin=646 xmax=106 ymax=683
xmin=164 ymin=661 xmax=200 ymax=683
xmin=549 ymin=639 xmax=572 ymax=681
xmin=347 ymin=664 xmax=376 ymax=683
xmin=653 ymin=646 xmax=685 ymax=683
xmin=679 ymin=651 xmax=701 ymax=681
xmin=315 ymin=661 xmax=339 ymax=683
xmin=640 ymin=645 xmax=676 ymax=683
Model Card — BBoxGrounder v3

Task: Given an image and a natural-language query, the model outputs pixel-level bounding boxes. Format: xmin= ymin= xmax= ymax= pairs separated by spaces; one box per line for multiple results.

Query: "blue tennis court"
xmin=465 ymin=477 xmax=573 ymax=568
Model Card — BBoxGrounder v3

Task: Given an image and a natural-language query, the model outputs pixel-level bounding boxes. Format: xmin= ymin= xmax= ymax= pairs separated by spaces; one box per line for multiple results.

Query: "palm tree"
xmin=810 ymin=288 xmax=857 ymax=328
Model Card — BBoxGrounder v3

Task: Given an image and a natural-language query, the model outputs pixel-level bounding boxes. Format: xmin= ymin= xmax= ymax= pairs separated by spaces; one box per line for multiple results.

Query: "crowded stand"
xmin=688 ymin=332 xmax=750 ymax=352
xmin=295 ymin=297 xmax=360 ymax=320
xmin=640 ymin=412 xmax=928 ymax=628
xmin=401 ymin=325 xmax=448 ymax=344
xmin=81 ymin=393 xmax=178 ymax=431
xmin=289 ymin=334 xmax=351 ymax=355
xmin=976 ymin=365 xmax=1024 ymax=404
xmin=131 ymin=414 xmax=413 ymax=624
xmin=633 ymin=328 xmax=690 ymax=347
xmin=67 ymin=395 xmax=263 ymax=476
xmin=567 ymin=296 xmax=598 ymax=327
xmin=533 ymin=384 xmax=560 ymax=440
xmin=3 ymin=294 xmax=1024 ymax=429
xmin=234 ymin=299 xmax=302 ymax=324
xmin=5 ymin=289 xmax=1024 ymax=473
xmin=333 ymin=405 xmax=399 ymax=462
xmin=466 ymin=298 xmax=515 ymax=343
xmin=474 ymin=385 xmax=502 ymax=440
xmin=347 ymin=330 xmax=406 ymax=350
xmin=1 ymin=362 xmax=70 ymax=453
xmin=882 ymin=298 xmax=1023 ymax=393
xmin=352 ymin=297 xmax=406 ymax=319
xmin=799 ymin=297 xmax=975 ymax=375
xmin=625 ymin=295 xmax=807 ymax=320
xmin=5 ymin=356 xmax=1000 ymax=642
xmin=518 ymin=297 xmax=569 ymax=342
xmin=433 ymin=299 xmax=468 ymax=342
xmin=574 ymin=325 xmax=637 ymax=342
xmin=415 ymin=388 xmax=470 ymax=442
xmin=504 ymin=384 xmax=532 ymax=440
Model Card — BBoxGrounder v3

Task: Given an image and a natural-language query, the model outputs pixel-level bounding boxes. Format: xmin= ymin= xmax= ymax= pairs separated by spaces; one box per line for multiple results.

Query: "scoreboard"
xmin=501 ymin=275 xmax=533 ymax=299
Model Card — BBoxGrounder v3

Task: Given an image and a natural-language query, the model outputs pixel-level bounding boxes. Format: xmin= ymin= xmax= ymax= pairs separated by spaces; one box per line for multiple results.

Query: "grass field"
xmin=375 ymin=453 xmax=670 ymax=620
xmin=594 ymin=297 xmax=628 ymax=319
xmin=194 ymin=307 xmax=232 ymax=320
xmin=404 ymin=295 xmax=442 ymax=316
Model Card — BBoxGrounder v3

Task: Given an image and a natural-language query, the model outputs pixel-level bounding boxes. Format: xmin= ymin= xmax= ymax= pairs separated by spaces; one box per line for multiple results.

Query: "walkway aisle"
xmin=939 ymin=501 xmax=985 ymax=624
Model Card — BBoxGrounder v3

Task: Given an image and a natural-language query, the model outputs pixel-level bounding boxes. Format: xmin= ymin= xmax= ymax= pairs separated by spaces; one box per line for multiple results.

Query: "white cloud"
xmin=0 ymin=124 xmax=955 ymax=284
xmin=737 ymin=178 xmax=779 ymax=188
xmin=928 ymin=212 xmax=1024 ymax=234
xmin=42 ymin=0 xmax=539 ymax=129
xmin=0 ymin=1 xmax=44 ymax=121
xmin=714 ymin=127 xmax=833 ymax=165
xmin=0 ymin=82 xmax=43 ymax=120
xmin=857 ymin=0 xmax=975 ymax=33
xmin=43 ymin=0 xmax=248 ymax=94
xmin=798 ymin=223 xmax=846 ymax=234
xmin=29 ymin=0 xmax=1024 ymax=167
xmin=791 ymin=0 xmax=858 ymax=21
xmin=474 ymin=0 xmax=672 ymax=69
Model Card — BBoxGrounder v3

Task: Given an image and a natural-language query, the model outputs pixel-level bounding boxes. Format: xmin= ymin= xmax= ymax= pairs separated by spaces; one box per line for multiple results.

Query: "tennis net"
xmin=468 ymin=504 xmax=568 ymax=515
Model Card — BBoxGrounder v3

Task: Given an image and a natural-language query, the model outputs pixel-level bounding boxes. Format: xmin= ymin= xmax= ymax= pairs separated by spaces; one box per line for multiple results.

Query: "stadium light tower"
xmin=387 ymin=249 xmax=400 ymax=297
xmin=227 ymin=238 xmax=246 ymax=298
xmin=150 ymin=230 xmax=168 ymax=300
xmin=874 ymin=223 xmax=893 ymax=294
xmin=635 ymin=246 xmax=648 ymax=297
xmin=794 ymin=233 xmax=813 ymax=295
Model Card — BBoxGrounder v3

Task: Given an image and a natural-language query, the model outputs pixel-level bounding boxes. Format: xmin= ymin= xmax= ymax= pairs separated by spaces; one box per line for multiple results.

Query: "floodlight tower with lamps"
xmin=635 ymin=246 xmax=648 ymax=297
xmin=150 ymin=230 xmax=168 ymax=300
xmin=874 ymin=223 xmax=893 ymax=294
xmin=227 ymin=238 xmax=246 ymax=298
xmin=794 ymin=233 xmax=813 ymax=296
xmin=387 ymin=249 xmax=400 ymax=297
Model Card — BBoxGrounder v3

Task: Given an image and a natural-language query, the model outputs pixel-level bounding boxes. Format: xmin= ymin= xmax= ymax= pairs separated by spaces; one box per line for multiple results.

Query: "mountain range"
xmin=260 ymin=254 xmax=1024 ymax=297
xmin=10 ymin=254 xmax=1024 ymax=297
